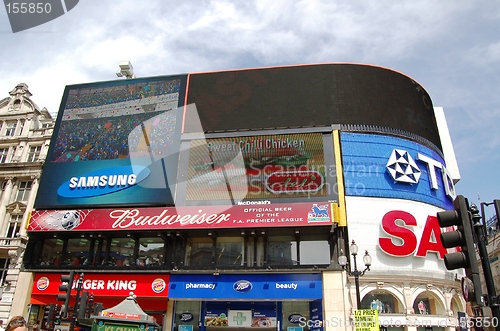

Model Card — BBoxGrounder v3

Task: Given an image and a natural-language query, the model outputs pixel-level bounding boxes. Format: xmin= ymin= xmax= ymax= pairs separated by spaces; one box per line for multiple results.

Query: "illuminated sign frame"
xmin=176 ymin=131 xmax=338 ymax=206
xmin=35 ymin=75 xmax=188 ymax=209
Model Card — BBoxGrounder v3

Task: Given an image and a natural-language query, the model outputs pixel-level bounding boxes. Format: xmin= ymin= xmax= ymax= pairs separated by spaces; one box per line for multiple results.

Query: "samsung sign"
xmin=57 ymin=165 xmax=150 ymax=198
xmin=341 ymin=132 xmax=454 ymax=210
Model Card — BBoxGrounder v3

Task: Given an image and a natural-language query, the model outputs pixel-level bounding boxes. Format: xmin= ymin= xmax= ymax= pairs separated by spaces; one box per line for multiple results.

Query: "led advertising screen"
xmin=340 ymin=132 xmax=454 ymax=210
xmin=184 ymin=64 xmax=441 ymax=150
xmin=34 ymin=75 xmax=187 ymax=209
xmin=177 ymin=132 xmax=331 ymax=203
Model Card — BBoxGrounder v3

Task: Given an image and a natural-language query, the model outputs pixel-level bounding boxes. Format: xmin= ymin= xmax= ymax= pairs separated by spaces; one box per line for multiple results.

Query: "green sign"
xmin=93 ymin=321 xmax=146 ymax=331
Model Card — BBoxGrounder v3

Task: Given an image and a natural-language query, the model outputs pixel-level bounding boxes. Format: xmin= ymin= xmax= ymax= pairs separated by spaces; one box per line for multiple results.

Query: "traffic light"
xmin=437 ymin=195 xmax=482 ymax=305
xmin=57 ymin=271 xmax=74 ymax=318
xmin=54 ymin=305 xmax=62 ymax=325
xmin=44 ymin=303 xmax=55 ymax=329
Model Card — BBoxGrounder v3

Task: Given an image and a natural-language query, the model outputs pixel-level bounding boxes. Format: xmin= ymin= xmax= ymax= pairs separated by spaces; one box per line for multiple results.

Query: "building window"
xmin=16 ymin=181 xmax=32 ymax=202
xmin=0 ymin=258 xmax=9 ymax=286
xmin=185 ymin=238 xmax=213 ymax=267
xmin=65 ymin=238 xmax=91 ymax=266
xmin=215 ymin=237 xmax=244 ymax=266
xmin=138 ymin=237 xmax=165 ymax=266
xmin=5 ymin=121 xmax=17 ymax=136
xmin=110 ymin=237 xmax=135 ymax=266
xmin=40 ymin=238 xmax=64 ymax=266
xmin=5 ymin=214 xmax=23 ymax=238
xmin=27 ymin=145 xmax=42 ymax=162
xmin=361 ymin=290 xmax=403 ymax=314
xmin=267 ymin=236 xmax=297 ymax=266
xmin=12 ymin=99 xmax=21 ymax=110
xmin=0 ymin=148 xmax=9 ymax=163
xmin=413 ymin=292 xmax=445 ymax=315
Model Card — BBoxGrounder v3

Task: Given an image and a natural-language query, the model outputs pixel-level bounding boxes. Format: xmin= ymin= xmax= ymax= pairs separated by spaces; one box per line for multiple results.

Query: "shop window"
xmin=138 ymin=237 xmax=165 ymax=266
xmin=174 ymin=301 xmax=201 ymax=331
xmin=413 ymin=292 xmax=445 ymax=315
xmin=360 ymin=290 xmax=403 ymax=314
xmin=27 ymin=305 xmax=40 ymax=326
xmin=110 ymin=237 xmax=136 ymax=266
xmin=299 ymin=240 xmax=330 ymax=265
xmin=215 ymin=237 xmax=244 ymax=266
xmin=267 ymin=236 xmax=297 ymax=266
xmin=282 ymin=301 xmax=310 ymax=331
xmin=186 ymin=238 xmax=213 ymax=267
xmin=40 ymin=238 xmax=64 ymax=266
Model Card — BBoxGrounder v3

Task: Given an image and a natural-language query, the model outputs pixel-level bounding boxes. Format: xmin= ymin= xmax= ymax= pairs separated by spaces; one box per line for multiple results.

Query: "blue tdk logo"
xmin=4 ymin=0 xmax=79 ymax=33
xmin=57 ymin=165 xmax=150 ymax=198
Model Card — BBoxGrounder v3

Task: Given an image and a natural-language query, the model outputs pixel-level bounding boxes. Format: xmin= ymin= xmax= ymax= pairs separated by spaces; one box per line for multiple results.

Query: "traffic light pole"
xmin=70 ymin=273 xmax=84 ymax=331
xmin=471 ymin=204 xmax=500 ymax=329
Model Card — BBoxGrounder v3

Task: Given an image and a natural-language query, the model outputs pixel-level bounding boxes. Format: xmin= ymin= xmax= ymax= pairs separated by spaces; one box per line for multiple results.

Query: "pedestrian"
xmin=5 ymin=316 xmax=28 ymax=331
xmin=0 ymin=320 xmax=5 ymax=331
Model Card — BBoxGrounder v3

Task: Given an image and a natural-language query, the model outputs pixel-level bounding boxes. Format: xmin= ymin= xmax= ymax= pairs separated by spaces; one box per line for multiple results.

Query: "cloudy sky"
xmin=1 ymin=1 xmax=499 ymax=220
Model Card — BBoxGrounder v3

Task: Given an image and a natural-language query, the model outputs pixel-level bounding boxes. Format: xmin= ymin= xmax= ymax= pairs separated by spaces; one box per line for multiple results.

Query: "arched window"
xmin=450 ymin=294 xmax=464 ymax=316
xmin=360 ymin=290 xmax=403 ymax=314
xmin=413 ymin=291 xmax=445 ymax=315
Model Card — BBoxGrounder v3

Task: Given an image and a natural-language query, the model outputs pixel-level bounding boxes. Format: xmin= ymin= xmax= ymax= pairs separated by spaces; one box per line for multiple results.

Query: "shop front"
xmin=30 ymin=273 xmax=170 ymax=329
xmin=168 ymin=273 xmax=323 ymax=331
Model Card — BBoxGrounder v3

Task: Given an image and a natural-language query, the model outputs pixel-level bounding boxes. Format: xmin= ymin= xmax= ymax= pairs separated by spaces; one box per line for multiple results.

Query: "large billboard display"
xmin=34 ymin=64 xmax=439 ymax=211
xmin=34 ymin=75 xmax=187 ymax=209
xmin=340 ymin=132 xmax=455 ymax=210
xmin=184 ymin=64 xmax=441 ymax=150
xmin=178 ymin=132 xmax=330 ymax=203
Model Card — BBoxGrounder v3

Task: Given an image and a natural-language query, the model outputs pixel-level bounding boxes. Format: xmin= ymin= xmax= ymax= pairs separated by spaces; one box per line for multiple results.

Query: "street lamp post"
xmin=339 ymin=240 xmax=372 ymax=308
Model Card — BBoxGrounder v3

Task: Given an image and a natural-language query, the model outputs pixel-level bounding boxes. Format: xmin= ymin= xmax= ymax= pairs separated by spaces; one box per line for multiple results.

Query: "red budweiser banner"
xmin=28 ymin=202 xmax=335 ymax=232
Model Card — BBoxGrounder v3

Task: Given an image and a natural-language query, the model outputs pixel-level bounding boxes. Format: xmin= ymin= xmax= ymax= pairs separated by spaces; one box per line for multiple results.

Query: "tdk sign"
xmin=57 ymin=165 xmax=150 ymax=198
xmin=340 ymin=132 xmax=455 ymax=210
xmin=386 ymin=148 xmax=456 ymax=201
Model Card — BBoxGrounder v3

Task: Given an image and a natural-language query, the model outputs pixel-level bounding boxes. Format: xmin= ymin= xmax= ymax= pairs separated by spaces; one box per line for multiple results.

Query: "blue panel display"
xmin=169 ymin=274 xmax=322 ymax=299
xmin=340 ymin=132 xmax=454 ymax=210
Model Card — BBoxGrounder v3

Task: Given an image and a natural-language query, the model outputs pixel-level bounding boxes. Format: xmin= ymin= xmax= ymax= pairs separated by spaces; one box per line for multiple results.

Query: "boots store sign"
xmin=340 ymin=132 xmax=455 ymax=210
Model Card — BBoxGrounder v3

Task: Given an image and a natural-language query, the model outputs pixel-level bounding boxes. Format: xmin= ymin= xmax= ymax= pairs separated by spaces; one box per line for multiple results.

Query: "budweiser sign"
xmin=265 ymin=170 xmax=324 ymax=194
xmin=28 ymin=202 xmax=335 ymax=232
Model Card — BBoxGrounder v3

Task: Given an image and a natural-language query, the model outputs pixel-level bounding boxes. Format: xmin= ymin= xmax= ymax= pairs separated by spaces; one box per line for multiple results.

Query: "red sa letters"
xmin=379 ymin=210 xmax=447 ymax=259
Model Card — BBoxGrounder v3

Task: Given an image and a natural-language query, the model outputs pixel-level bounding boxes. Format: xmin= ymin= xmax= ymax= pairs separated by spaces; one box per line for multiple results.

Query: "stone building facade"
xmin=0 ymin=83 xmax=54 ymax=323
